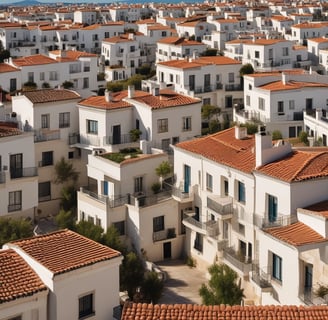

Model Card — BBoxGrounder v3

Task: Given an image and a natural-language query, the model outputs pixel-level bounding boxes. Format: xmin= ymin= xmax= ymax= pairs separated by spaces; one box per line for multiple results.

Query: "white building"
xmin=4 ymin=229 xmax=123 ymax=320
xmin=234 ymin=70 xmax=328 ymax=138
xmin=0 ymin=123 xmax=38 ymax=219
xmin=11 ymin=89 xmax=85 ymax=217
xmin=171 ymin=126 xmax=328 ymax=305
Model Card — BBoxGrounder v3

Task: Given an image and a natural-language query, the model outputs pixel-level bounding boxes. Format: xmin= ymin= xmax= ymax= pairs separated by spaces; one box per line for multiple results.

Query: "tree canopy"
xmin=199 ymin=263 xmax=245 ymax=305
xmin=0 ymin=217 xmax=33 ymax=247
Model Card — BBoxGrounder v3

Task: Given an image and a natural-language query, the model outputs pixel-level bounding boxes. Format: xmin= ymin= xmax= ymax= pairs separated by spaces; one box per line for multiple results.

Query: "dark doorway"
xmin=163 ymin=242 xmax=172 ymax=259
xmin=112 ymin=125 xmax=121 ymax=144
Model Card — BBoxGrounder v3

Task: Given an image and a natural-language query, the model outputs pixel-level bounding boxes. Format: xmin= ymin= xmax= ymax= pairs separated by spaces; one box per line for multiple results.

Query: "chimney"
xmin=235 ymin=126 xmax=247 ymax=140
xmin=128 ymin=85 xmax=135 ymax=98
xmin=104 ymin=89 xmax=112 ymax=102
xmin=282 ymin=72 xmax=288 ymax=85
xmin=128 ymin=33 xmax=134 ymax=40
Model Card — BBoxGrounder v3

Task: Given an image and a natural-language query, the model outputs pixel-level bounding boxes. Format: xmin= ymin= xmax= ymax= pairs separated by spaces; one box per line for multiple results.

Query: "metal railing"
xmin=103 ymin=133 xmax=134 ymax=145
xmin=251 ymin=264 xmax=272 ymax=288
xmin=10 ymin=167 xmax=37 ymax=179
xmin=170 ymin=184 xmax=193 ymax=201
xmin=223 ymin=247 xmax=253 ymax=274
xmin=183 ymin=216 xmax=219 ymax=237
xmin=253 ymin=213 xmax=297 ymax=229
xmin=225 ymin=84 xmax=242 ymax=91
xmin=153 ymin=227 xmax=176 ymax=242
xmin=79 ymin=134 xmax=101 ymax=147
xmin=34 ymin=130 xmax=60 ymax=143
xmin=129 ymin=189 xmax=172 ymax=208
xmin=68 ymin=133 xmax=80 ymax=145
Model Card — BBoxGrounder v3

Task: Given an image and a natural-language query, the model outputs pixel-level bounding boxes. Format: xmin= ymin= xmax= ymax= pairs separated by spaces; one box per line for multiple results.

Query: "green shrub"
xmin=151 ymin=182 xmax=161 ymax=194
xmin=299 ymin=131 xmax=309 ymax=145
xmin=272 ymin=130 xmax=282 ymax=140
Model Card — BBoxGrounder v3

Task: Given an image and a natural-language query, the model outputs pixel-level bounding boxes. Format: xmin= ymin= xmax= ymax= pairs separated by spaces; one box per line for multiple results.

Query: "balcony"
xmin=68 ymin=133 xmax=80 ymax=145
xmin=183 ymin=216 xmax=219 ymax=238
xmin=225 ymin=84 xmax=242 ymax=91
xmin=78 ymin=134 xmax=101 ymax=147
xmin=253 ymin=213 xmax=297 ymax=229
xmin=251 ymin=264 xmax=272 ymax=290
xmin=10 ymin=167 xmax=37 ymax=179
xmin=299 ymin=287 xmax=327 ymax=306
xmin=129 ymin=189 xmax=172 ymax=208
xmin=79 ymin=187 xmax=128 ymax=208
xmin=153 ymin=227 xmax=176 ymax=242
xmin=0 ymin=171 xmax=5 ymax=184
xmin=170 ymin=184 xmax=194 ymax=203
xmin=34 ymin=129 xmax=60 ymax=143
xmin=223 ymin=247 xmax=253 ymax=276
xmin=103 ymin=133 xmax=135 ymax=146
xmin=207 ymin=195 xmax=233 ymax=219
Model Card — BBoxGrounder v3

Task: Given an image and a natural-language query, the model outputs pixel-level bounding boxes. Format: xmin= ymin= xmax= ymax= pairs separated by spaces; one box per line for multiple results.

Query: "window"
xmin=96 ymin=217 xmax=101 ymax=226
xmin=157 ymin=118 xmax=168 ymax=133
xmin=194 ymin=232 xmax=203 ymax=252
xmin=153 ymin=215 xmax=164 ymax=232
xmin=223 ymin=179 xmax=229 ymax=196
xmin=268 ymin=194 xmax=277 ymax=222
xmin=134 ymin=176 xmax=143 ymax=193
xmin=41 ymin=114 xmax=50 ymax=129
xmin=8 ymin=190 xmax=22 ymax=212
xmin=272 ymin=253 xmax=282 ymax=282
xmin=79 ymin=293 xmax=94 ymax=319
xmin=255 ymin=51 xmax=260 ymax=58
xmin=38 ymin=181 xmax=51 ymax=202
xmin=113 ymin=221 xmax=125 ymax=235
xmin=162 ymin=31 xmax=167 ymax=36
xmin=41 ymin=151 xmax=53 ymax=167
xmin=282 ymin=47 xmax=289 ymax=56
xmin=40 ymin=72 xmax=45 ymax=81
xmin=88 ymin=216 xmax=94 ymax=224
xmin=10 ymin=78 xmax=17 ymax=91
xmin=206 ymin=173 xmax=213 ymax=192
xmin=59 ymin=112 xmax=70 ymax=128
xmin=289 ymin=100 xmax=295 ymax=110
xmin=258 ymin=97 xmax=265 ymax=110
xmin=49 ymin=71 xmax=57 ymax=81
xmin=68 ymin=151 xmax=74 ymax=159
xmin=182 ymin=116 xmax=191 ymax=131
xmin=130 ymin=45 xmax=135 ymax=52
xmin=246 ymin=95 xmax=250 ymax=106
xmin=238 ymin=181 xmax=245 ymax=203
xmin=83 ymin=77 xmax=89 ymax=89
xmin=28 ymin=72 xmax=34 ymax=82
xmin=228 ymin=72 xmax=234 ymax=83
xmin=203 ymin=98 xmax=211 ymax=105
xmin=87 ymin=120 xmax=98 ymax=134
xmin=278 ymin=101 xmax=284 ymax=115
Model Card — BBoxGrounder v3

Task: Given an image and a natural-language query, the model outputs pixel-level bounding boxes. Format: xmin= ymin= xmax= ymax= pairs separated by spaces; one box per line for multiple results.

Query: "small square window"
xmin=79 ymin=293 xmax=94 ymax=319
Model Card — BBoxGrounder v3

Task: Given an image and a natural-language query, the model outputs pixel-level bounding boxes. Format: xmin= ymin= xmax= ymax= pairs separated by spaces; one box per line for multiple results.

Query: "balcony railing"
xmin=170 ymin=184 xmax=193 ymax=203
xmin=207 ymin=196 xmax=233 ymax=218
xmin=223 ymin=247 xmax=253 ymax=275
xmin=129 ymin=189 xmax=172 ymax=208
xmin=10 ymin=167 xmax=37 ymax=179
xmin=0 ymin=171 xmax=5 ymax=184
xmin=183 ymin=216 xmax=219 ymax=238
xmin=34 ymin=130 xmax=60 ymax=143
xmin=251 ymin=264 xmax=272 ymax=289
xmin=253 ymin=213 xmax=297 ymax=229
xmin=103 ymin=133 xmax=134 ymax=145
xmin=68 ymin=133 xmax=80 ymax=145
xmin=225 ymin=84 xmax=242 ymax=91
xmin=153 ymin=227 xmax=176 ymax=242
xmin=299 ymin=287 xmax=327 ymax=305
xmin=79 ymin=187 xmax=128 ymax=208
xmin=79 ymin=134 xmax=101 ymax=147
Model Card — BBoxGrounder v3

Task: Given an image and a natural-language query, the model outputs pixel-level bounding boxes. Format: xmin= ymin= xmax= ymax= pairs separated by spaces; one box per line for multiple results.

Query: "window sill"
xmin=79 ymin=312 xmax=95 ymax=320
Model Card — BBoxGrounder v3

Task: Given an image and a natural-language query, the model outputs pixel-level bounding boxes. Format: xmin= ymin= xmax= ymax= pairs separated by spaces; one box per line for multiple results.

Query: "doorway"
xmin=163 ymin=242 xmax=172 ymax=259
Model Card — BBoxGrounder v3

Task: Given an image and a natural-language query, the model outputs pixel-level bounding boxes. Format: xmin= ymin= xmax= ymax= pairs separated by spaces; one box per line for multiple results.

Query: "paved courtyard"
xmin=156 ymin=259 xmax=208 ymax=304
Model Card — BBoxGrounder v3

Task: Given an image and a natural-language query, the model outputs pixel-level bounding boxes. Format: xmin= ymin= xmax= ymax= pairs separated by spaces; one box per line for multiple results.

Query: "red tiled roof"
xmin=121 ymin=302 xmax=328 ymax=320
xmin=22 ymin=89 xmax=81 ymax=104
xmin=131 ymin=89 xmax=200 ymax=109
xmin=0 ymin=124 xmax=21 ymax=138
xmin=259 ymin=80 xmax=328 ymax=91
xmin=49 ymin=50 xmax=97 ymax=61
xmin=256 ymin=150 xmax=328 ymax=182
xmin=79 ymin=90 xmax=149 ymax=110
xmin=0 ymin=249 xmax=47 ymax=304
xmin=157 ymin=36 xmax=202 ymax=46
xmin=13 ymin=54 xmax=57 ymax=66
xmin=264 ymin=222 xmax=327 ymax=246
xmin=0 ymin=63 xmax=20 ymax=73
xmin=9 ymin=229 xmax=122 ymax=275
xmin=176 ymin=127 xmax=255 ymax=174
xmin=302 ymin=200 xmax=328 ymax=218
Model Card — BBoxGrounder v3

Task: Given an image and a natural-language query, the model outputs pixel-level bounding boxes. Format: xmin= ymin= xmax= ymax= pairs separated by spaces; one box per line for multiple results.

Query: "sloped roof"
xmin=22 ymin=89 xmax=81 ymax=104
xmin=0 ymin=249 xmax=47 ymax=304
xmin=259 ymin=80 xmax=328 ymax=91
xmin=121 ymin=303 xmax=328 ymax=320
xmin=9 ymin=229 xmax=122 ymax=275
xmin=13 ymin=54 xmax=57 ymax=67
xmin=264 ymin=222 xmax=327 ymax=246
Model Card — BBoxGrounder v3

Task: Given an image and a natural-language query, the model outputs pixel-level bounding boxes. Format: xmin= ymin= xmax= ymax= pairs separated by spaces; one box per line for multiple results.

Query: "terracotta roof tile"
xmin=13 ymin=54 xmax=57 ymax=67
xmin=158 ymin=36 xmax=202 ymax=46
xmin=176 ymin=127 xmax=255 ymax=174
xmin=79 ymin=90 xmax=148 ymax=110
xmin=131 ymin=89 xmax=200 ymax=109
xmin=0 ymin=249 xmax=47 ymax=304
xmin=9 ymin=229 xmax=122 ymax=275
xmin=259 ymin=80 xmax=328 ymax=91
xmin=264 ymin=222 xmax=327 ymax=246
xmin=0 ymin=63 xmax=20 ymax=73
xmin=121 ymin=302 xmax=328 ymax=320
xmin=256 ymin=150 xmax=328 ymax=182
xmin=302 ymin=200 xmax=328 ymax=218
xmin=22 ymin=89 xmax=81 ymax=104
